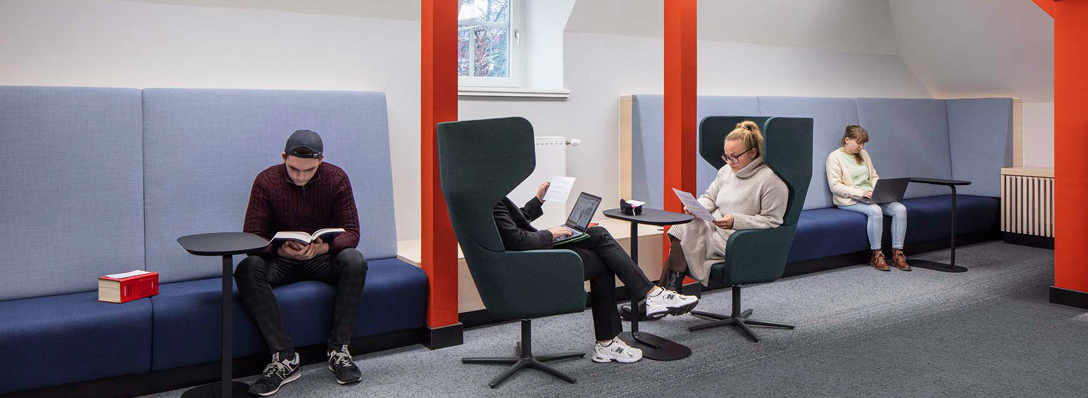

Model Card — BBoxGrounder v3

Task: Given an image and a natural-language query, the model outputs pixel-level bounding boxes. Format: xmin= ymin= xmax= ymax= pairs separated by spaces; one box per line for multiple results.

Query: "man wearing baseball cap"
xmin=234 ymin=129 xmax=368 ymax=395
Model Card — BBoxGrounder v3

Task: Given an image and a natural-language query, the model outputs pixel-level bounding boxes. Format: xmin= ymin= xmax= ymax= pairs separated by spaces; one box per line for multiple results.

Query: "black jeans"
xmin=235 ymin=248 xmax=368 ymax=356
xmin=566 ymin=226 xmax=654 ymax=341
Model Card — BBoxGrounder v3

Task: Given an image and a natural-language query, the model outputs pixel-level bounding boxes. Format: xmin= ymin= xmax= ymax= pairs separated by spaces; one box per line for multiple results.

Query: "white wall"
xmin=1 ymin=0 xmax=932 ymax=241
xmin=1023 ymin=103 xmax=1055 ymax=168
xmin=567 ymin=0 xmax=899 ymax=55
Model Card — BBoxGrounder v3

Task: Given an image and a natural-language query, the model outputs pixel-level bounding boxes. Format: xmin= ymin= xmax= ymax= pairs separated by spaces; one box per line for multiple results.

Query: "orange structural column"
xmin=421 ymin=0 xmax=462 ymax=347
xmin=1052 ymin=0 xmax=1088 ymax=308
xmin=663 ymin=0 xmax=698 ymax=271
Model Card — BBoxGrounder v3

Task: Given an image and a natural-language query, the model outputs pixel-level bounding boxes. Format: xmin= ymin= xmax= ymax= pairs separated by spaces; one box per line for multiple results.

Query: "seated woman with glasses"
xmin=826 ymin=125 xmax=910 ymax=272
xmin=661 ymin=121 xmax=789 ymax=290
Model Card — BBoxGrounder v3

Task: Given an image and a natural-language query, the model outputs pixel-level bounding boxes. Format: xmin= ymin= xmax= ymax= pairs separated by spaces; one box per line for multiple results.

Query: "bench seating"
xmin=0 ymin=86 xmax=427 ymax=395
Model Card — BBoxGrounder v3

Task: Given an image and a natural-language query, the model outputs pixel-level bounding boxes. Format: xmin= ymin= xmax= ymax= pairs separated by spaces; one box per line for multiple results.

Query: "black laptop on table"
xmin=858 ymin=177 xmax=910 ymax=204
xmin=553 ymin=192 xmax=602 ymax=246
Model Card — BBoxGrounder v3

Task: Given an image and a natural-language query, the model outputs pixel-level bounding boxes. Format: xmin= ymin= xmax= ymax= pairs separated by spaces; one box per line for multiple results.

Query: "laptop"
xmin=553 ymin=192 xmax=602 ymax=246
xmin=858 ymin=177 xmax=910 ymax=204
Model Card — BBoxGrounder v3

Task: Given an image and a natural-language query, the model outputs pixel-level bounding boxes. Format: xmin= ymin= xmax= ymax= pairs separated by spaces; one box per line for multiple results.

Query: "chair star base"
xmin=461 ymin=319 xmax=584 ymax=389
xmin=687 ymin=285 xmax=795 ymax=342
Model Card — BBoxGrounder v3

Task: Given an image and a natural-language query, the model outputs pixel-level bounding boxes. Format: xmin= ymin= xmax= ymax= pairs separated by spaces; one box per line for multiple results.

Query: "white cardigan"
xmin=825 ymin=148 xmax=880 ymax=206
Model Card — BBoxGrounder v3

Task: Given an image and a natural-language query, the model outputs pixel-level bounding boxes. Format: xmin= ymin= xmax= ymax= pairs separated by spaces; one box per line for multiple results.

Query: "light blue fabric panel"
xmin=946 ymin=98 xmax=1013 ymax=197
xmin=696 ymin=96 xmax=762 ymax=194
xmin=0 ymin=86 xmax=145 ymax=301
xmin=757 ymin=97 xmax=861 ymax=209
xmin=630 ymin=95 xmax=665 ymax=208
xmin=143 ymin=89 xmax=397 ymax=283
xmin=855 ymin=98 xmax=953 ymax=199
xmin=629 ymin=95 xmax=763 ymax=209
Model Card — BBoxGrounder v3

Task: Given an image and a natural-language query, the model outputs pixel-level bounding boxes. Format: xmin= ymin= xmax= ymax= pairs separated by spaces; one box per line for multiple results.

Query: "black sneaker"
xmin=327 ymin=345 xmax=362 ymax=385
xmin=248 ymin=352 xmax=300 ymax=396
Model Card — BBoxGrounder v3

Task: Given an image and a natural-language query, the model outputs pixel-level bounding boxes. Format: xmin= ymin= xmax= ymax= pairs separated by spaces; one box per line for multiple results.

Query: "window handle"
xmin=514 ymin=29 xmax=520 ymax=48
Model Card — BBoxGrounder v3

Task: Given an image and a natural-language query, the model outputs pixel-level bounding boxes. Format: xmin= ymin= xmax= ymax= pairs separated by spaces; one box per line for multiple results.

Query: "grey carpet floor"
xmin=144 ymin=241 xmax=1087 ymax=398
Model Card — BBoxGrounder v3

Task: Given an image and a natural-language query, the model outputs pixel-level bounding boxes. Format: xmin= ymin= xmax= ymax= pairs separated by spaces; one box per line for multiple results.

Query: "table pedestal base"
xmin=618 ymin=331 xmax=691 ymax=361
xmin=181 ymin=381 xmax=249 ymax=398
xmin=908 ymin=259 xmax=968 ymax=273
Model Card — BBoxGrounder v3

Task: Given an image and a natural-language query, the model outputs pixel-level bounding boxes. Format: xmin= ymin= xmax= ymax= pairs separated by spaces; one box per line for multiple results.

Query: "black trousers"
xmin=235 ymin=248 xmax=368 ymax=355
xmin=566 ymin=226 xmax=654 ymax=341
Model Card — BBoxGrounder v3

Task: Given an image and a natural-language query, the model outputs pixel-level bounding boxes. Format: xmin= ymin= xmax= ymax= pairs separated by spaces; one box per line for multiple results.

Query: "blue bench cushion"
xmin=0 ymin=292 xmax=152 ymax=395
xmin=800 ymin=208 xmax=871 ymax=258
xmin=0 ymin=86 xmax=145 ymax=301
xmin=151 ymin=257 xmax=427 ymax=371
xmin=790 ymin=195 xmax=999 ymax=261
xmin=898 ymin=195 xmax=1000 ymax=244
xmin=786 ymin=215 xmax=821 ymax=263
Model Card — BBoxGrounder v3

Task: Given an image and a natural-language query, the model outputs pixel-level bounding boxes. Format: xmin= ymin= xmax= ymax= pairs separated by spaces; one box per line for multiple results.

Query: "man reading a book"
xmin=235 ymin=129 xmax=367 ymax=396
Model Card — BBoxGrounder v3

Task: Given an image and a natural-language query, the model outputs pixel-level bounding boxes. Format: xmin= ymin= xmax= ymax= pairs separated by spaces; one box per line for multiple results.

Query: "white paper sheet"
xmin=672 ymin=188 xmax=716 ymax=222
xmin=106 ymin=270 xmax=150 ymax=279
xmin=543 ymin=176 xmax=577 ymax=203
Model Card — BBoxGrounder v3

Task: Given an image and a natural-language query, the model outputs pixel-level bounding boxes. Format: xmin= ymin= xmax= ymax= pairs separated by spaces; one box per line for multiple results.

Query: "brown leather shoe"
xmin=892 ymin=249 xmax=912 ymax=271
xmin=871 ymin=250 xmax=890 ymax=271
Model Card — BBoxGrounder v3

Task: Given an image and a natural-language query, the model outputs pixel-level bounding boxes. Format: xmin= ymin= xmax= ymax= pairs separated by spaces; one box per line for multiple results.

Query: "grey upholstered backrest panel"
xmin=0 ymin=86 xmax=145 ymax=301
xmin=946 ymin=98 xmax=1013 ymax=197
xmin=630 ymin=95 xmax=759 ymax=209
xmin=142 ymin=89 xmax=396 ymax=283
xmin=855 ymin=98 xmax=953 ymax=199
xmin=757 ymin=97 xmax=860 ymax=209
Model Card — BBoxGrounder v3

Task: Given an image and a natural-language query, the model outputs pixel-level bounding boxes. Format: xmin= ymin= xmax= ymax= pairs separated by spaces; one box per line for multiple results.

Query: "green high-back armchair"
xmin=688 ymin=116 xmax=813 ymax=342
xmin=437 ymin=117 xmax=587 ymax=389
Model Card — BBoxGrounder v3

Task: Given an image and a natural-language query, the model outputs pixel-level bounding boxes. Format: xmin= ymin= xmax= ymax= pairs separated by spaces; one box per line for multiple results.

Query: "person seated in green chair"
xmin=663 ymin=121 xmax=789 ymax=289
xmin=494 ymin=183 xmax=698 ymax=364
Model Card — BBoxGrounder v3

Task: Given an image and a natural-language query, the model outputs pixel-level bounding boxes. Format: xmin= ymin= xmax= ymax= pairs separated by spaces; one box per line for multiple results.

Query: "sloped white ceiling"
xmin=566 ymin=0 xmax=899 ymax=54
xmin=889 ymin=0 xmax=1053 ymax=102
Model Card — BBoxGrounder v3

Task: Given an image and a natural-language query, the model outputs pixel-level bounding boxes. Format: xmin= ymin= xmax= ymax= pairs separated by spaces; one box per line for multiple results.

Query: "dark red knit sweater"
xmin=243 ymin=162 xmax=360 ymax=256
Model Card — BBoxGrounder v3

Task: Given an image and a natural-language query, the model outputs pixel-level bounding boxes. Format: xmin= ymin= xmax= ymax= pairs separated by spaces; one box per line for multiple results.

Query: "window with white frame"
xmin=458 ymin=0 xmax=521 ymax=88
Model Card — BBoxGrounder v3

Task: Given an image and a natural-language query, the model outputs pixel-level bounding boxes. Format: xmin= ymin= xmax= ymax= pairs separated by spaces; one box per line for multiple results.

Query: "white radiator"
xmin=1001 ymin=168 xmax=1055 ymax=237
xmin=509 ymin=136 xmax=571 ymax=231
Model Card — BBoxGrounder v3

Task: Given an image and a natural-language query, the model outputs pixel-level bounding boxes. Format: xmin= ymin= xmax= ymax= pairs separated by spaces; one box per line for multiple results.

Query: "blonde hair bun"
xmin=725 ymin=120 xmax=765 ymax=158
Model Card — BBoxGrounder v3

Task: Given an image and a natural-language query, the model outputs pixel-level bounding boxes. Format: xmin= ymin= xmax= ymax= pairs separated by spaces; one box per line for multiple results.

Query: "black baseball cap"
xmin=284 ymin=130 xmax=323 ymax=158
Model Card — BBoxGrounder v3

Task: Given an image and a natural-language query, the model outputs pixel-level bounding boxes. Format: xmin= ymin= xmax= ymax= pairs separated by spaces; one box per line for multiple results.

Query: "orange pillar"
xmin=1051 ymin=0 xmax=1088 ymax=308
xmin=663 ymin=0 xmax=698 ymax=280
xmin=421 ymin=0 xmax=463 ymax=347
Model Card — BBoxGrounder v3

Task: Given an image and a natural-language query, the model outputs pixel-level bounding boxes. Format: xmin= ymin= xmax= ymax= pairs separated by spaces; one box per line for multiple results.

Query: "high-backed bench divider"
xmin=0 ymin=86 xmax=152 ymax=394
xmin=141 ymin=89 xmax=426 ymax=371
xmin=626 ymin=94 xmax=1010 ymax=266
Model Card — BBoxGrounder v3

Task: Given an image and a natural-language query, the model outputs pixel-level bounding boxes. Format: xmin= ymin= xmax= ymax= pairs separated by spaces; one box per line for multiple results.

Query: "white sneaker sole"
xmin=254 ymin=371 xmax=301 ymax=397
xmin=646 ymin=299 xmax=699 ymax=317
xmin=591 ymin=352 xmax=643 ymax=363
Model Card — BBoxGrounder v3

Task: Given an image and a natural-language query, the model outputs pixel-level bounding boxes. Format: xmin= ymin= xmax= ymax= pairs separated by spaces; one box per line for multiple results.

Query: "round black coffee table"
xmin=602 ymin=208 xmax=694 ymax=361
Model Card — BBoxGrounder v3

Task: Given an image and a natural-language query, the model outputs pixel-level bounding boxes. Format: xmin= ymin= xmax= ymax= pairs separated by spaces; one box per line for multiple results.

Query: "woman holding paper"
xmin=661 ymin=121 xmax=789 ymax=289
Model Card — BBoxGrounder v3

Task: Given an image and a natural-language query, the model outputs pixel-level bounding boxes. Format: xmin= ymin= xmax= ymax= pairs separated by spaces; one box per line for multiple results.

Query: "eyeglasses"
xmin=722 ymin=147 xmax=754 ymax=164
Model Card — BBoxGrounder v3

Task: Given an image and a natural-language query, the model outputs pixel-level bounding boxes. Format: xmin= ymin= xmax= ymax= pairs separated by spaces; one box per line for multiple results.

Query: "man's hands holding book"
xmin=278 ymin=238 xmax=329 ymax=261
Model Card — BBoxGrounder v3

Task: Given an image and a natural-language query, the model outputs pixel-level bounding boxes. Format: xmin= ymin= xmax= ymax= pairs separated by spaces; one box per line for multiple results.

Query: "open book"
xmin=271 ymin=228 xmax=344 ymax=246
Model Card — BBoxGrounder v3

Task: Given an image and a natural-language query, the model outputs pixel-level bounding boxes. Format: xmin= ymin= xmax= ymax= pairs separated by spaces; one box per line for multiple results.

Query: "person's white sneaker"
xmin=644 ymin=288 xmax=699 ymax=317
xmin=591 ymin=337 xmax=643 ymax=363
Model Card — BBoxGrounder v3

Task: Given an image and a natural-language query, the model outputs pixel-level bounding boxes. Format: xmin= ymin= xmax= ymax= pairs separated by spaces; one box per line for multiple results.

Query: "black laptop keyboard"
xmin=554 ymin=228 xmax=585 ymax=242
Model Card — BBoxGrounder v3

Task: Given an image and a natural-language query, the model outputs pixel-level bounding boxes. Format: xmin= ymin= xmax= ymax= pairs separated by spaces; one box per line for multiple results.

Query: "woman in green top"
xmin=825 ymin=125 xmax=910 ymax=272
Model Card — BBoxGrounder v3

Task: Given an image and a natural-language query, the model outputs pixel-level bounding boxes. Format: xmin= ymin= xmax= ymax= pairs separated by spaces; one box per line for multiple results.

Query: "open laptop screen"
xmin=565 ymin=193 xmax=601 ymax=230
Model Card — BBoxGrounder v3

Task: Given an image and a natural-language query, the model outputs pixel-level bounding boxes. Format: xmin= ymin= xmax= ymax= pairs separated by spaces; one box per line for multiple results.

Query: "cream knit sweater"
xmin=826 ymin=148 xmax=880 ymax=206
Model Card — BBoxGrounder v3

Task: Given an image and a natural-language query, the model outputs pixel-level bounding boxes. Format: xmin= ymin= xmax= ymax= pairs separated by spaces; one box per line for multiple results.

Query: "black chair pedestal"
xmin=688 ymin=285 xmax=794 ymax=342
xmin=462 ymin=319 xmax=584 ymax=389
